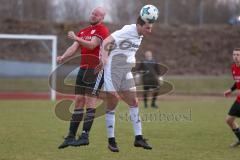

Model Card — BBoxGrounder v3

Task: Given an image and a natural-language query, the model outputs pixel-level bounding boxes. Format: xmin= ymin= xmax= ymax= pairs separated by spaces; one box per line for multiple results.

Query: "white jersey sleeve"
xmin=111 ymin=25 xmax=133 ymax=42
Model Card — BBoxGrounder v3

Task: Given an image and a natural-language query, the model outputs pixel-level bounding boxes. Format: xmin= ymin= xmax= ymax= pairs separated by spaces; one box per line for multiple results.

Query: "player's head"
xmin=136 ymin=16 xmax=153 ymax=36
xmin=144 ymin=50 xmax=153 ymax=60
xmin=90 ymin=7 xmax=106 ymax=25
xmin=233 ymin=48 xmax=240 ymax=64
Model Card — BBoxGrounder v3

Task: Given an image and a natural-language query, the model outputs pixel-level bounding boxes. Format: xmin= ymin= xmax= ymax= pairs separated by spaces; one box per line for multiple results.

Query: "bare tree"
xmin=54 ymin=0 xmax=86 ymax=22
xmin=111 ymin=0 xmax=142 ymax=24
xmin=204 ymin=0 xmax=232 ymax=24
xmin=0 ymin=0 xmax=239 ymax=24
xmin=22 ymin=0 xmax=52 ymax=21
xmin=0 ymin=0 xmax=23 ymax=20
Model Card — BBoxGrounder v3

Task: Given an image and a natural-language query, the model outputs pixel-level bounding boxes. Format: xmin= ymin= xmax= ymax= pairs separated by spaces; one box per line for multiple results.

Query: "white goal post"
xmin=0 ymin=34 xmax=57 ymax=101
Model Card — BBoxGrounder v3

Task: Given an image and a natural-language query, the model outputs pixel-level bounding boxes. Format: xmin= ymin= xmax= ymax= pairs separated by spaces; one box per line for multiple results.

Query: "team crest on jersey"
xmin=91 ymin=30 xmax=96 ymax=34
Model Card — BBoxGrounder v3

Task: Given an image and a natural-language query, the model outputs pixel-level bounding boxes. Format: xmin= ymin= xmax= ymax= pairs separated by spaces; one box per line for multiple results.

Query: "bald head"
xmin=94 ymin=7 xmax=106 ymax=17
xmin=90 ymin=7 xmax=106 ymax=25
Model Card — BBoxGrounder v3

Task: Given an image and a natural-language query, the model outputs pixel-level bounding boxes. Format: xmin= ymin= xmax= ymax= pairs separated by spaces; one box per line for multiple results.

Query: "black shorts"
xmin=143 ymin=80 xmax=159 ymax=91
xmin=75 ymin=68 xmax=104 ymax=96
xmin=228 ymin=100 xmax=240 ymax=117
xmin=143 ymin=85 xmax=158 ymax=91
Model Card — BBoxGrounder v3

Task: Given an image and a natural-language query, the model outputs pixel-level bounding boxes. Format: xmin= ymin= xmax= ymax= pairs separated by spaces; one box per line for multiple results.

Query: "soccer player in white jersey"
xmin=95 ymin=17 xmax=154 ymax=152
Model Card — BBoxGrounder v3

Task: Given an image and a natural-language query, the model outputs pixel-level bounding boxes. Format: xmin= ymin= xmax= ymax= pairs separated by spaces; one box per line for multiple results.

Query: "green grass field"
xmin=166 ymin=75 xmax=233 ymax=95
xmin=0 ymin=75 xmax=234 ymax=94
xmin=1 ymin=97 xmax=240 ymax=160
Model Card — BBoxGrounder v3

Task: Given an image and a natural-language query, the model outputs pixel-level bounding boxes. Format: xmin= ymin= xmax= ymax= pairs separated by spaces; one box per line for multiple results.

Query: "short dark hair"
xmin=137 ymin=16 xmax=146 ymax=26
xmin=234 ymin=48 xmax=240 ymax=51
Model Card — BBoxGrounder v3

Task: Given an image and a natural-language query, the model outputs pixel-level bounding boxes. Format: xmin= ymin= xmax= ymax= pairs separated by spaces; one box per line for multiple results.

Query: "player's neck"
xmin=90 ymin=21 xmax=102 ymax=26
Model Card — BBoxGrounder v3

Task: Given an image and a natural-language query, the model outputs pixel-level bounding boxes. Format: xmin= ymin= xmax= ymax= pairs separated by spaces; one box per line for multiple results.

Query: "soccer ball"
xmin=140 ymin=5 xmax=159 ymax=23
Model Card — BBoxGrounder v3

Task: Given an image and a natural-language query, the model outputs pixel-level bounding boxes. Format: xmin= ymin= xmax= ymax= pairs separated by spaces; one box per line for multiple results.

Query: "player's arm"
xmin=68 ymin=31 xmax=101 ymax=50
xmin=155 ymin=63 xmax=161 ymax=75
xmin=133 ymin=61 xmax=143 ymax=79
xmin=57 ymin=42 xmax=79 ymax=63
xmin=100 ymin=35 xmax=115 ymax=65
xmin=224 ymin=82 xmax=237 ymax=97
xmin=231 ymin=82 xmax=237 ymax=92
xmin=136 ymin=61 xmax=144 ymax=71
xmin=154 ymin=63 xmax=164 ymax=82
xmin=94 ymin=35 xmax=115 ymax=74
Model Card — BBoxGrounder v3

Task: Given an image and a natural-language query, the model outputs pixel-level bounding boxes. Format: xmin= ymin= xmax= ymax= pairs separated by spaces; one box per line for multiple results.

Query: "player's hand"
xmin=134 ymin=73 xmax=140 ymax=85
xmin=224 ymin=89 xmax=231 ymax=97
xmin=135 ymin=73 xmax=140 ymax=79
xmin=57 ymin=56 xmax=64 ymax=64
xmin=68 ymin=31 xmax=78 ymax=41
xmin=158 ymin=76 xmax=164 ymax=85
xmin=94 ymin=62 xmax=103 ymax=74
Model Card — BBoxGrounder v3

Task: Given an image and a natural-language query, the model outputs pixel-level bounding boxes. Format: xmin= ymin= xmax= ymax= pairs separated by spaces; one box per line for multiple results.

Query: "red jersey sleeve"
xmin=93 ymin=25 xmax=109 ymax=41
xmin=77 ymin=29 xmax=84 ymax=38
xmin=232 ymin=64 xmax=240 ymax=89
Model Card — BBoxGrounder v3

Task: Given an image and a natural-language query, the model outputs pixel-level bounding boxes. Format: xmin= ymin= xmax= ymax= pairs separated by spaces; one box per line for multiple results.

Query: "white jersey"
xmin=104 ymin=24 xmax=142 ymax=92
xmin=109 ymin=24 xmax=143 ymax=64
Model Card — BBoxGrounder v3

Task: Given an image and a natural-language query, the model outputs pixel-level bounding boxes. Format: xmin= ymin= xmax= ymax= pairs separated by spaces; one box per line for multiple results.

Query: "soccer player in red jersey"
xmin=224 ymin=48 xmax=240 ymax=147
xmin=57 ymin=7 xmax=109 ymax=149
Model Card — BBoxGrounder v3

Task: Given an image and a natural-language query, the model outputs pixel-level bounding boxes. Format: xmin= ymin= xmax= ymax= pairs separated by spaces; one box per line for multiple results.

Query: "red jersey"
xmin=77 ymin=23 xmax=109 ymax=69
xmin=231 ymin=64 xmax=240 ymax=102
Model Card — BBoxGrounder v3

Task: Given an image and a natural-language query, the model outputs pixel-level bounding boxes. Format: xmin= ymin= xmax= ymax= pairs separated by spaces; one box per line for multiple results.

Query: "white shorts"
xmin=104 ymin=55 xmax=136 ymax=92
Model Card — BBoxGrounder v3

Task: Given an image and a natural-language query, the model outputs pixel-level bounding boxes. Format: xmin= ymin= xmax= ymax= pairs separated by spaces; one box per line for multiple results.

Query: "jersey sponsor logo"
xmin=104 ymin=40 xmax=141 ymax=52
xmin=234 ymin=76 xmax=240 ymax=82
xmin=119 ymin=40 xmax=140 ymax=49
xmin=83 ymin=36 xmax=92 ymax=41
xmin=91 ymin=30 xmax=96 ymax=34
